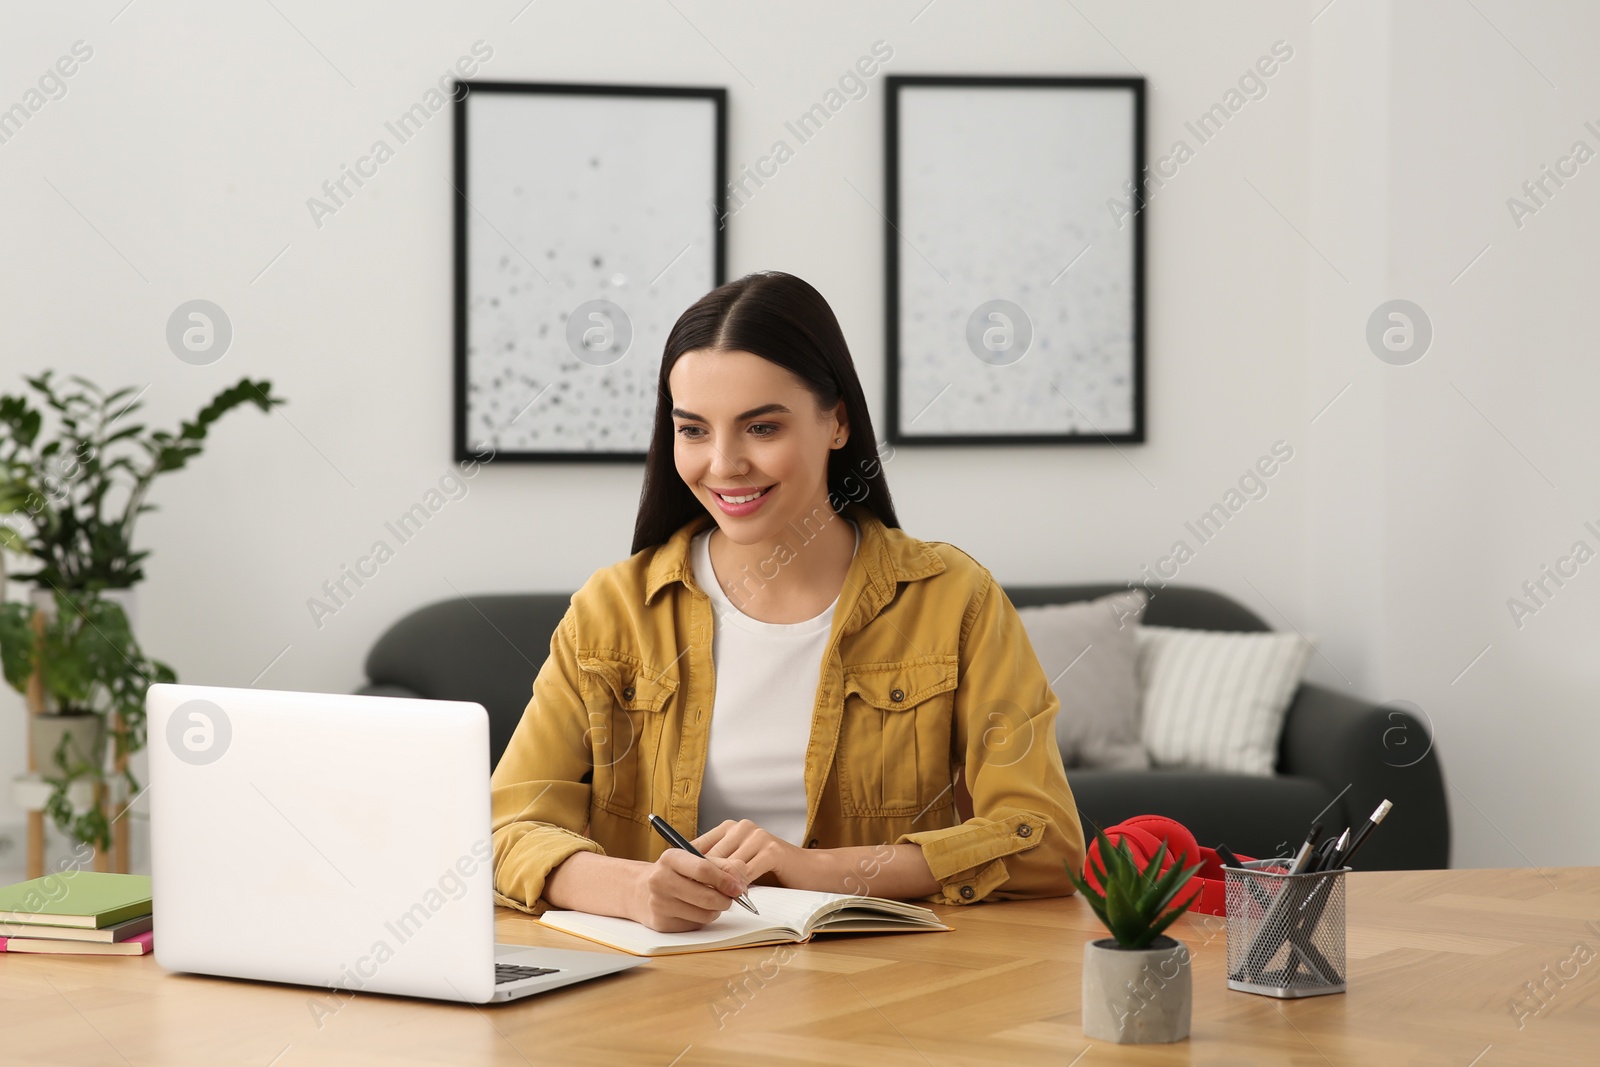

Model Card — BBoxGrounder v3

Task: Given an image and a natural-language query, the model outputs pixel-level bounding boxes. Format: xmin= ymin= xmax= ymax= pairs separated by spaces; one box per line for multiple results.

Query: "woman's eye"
xmin=675 ymin=423 xmax=777 ymax=438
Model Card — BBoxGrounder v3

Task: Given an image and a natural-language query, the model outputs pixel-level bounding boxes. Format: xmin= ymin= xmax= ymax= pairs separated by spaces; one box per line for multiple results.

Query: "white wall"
xmin=1377 ymin=0 xmax=1600 ymax=867
xmin=0 ymin=1 xmax=1591 ymax=873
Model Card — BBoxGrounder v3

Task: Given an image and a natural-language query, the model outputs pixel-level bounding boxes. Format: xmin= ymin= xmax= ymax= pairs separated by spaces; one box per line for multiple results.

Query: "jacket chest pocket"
xmin=838 ymin=657 xmax=958 ymax=819
xmin=577 ymin=653 xmax=677 ymax=819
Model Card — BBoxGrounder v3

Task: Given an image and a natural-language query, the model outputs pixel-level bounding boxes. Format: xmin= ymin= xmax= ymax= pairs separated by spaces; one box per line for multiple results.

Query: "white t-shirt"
xmin=690 ymin=521 xmax=859 ymax=844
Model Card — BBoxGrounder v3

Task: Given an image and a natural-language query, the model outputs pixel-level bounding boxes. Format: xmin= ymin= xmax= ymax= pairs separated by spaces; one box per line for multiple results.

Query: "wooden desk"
xmin=1 ymin=867 xmax=1594 ymax=1065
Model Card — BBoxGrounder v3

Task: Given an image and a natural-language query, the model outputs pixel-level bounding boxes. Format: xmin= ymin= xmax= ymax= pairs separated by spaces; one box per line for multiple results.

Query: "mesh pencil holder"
xmin=1225 ymin=859 xmax=1348 ymax=999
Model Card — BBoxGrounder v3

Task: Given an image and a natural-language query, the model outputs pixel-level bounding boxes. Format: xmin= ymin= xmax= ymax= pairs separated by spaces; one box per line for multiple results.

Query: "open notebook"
xmin=537 ymin=885 xmax=950 ymax=956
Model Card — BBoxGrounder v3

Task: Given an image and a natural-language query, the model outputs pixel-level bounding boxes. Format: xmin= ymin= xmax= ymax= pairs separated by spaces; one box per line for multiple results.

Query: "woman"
xmin=490 ymin=271 xmax=1083 ymax=932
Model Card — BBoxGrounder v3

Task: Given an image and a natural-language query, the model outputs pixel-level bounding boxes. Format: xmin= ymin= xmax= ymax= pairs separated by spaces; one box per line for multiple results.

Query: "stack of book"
xmin=0 ymin=871 xmax=153 ymax=956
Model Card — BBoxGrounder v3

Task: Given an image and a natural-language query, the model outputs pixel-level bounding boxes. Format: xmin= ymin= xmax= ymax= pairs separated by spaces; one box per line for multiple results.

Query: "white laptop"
xmin=147 ymin=683 xmax=643 ymax=1004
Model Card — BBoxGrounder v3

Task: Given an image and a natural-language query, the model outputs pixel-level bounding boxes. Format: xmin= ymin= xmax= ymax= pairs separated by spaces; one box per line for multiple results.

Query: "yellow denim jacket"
xmin=489 ymin=502 xmax=1084 ymax=914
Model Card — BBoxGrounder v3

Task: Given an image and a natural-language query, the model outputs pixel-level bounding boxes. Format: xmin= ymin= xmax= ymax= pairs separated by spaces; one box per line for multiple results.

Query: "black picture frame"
xmin=452 ymin=81 xmax=727 ymax=462
xmin=885 ymin=75 xmax=1146 ymax=446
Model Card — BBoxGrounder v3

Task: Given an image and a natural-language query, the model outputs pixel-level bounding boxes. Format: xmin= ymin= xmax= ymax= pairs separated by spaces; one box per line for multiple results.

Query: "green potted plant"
xmin=0 ymin=588 xmax=174 ymax=849
xmin=1066 ymin=827 xmax=1203 ymax=1044
xmin=0 ymin=371 xmax=283 ymax=857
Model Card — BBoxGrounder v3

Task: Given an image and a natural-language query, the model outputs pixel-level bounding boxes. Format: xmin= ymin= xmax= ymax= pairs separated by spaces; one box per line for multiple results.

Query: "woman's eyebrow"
xmin=670 ymin=403 xmax=792 ymax=422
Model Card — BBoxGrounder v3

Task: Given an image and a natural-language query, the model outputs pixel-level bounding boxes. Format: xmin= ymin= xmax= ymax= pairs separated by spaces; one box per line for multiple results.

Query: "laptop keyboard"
xmin=495 ymin=963 xmax=560 ymax=985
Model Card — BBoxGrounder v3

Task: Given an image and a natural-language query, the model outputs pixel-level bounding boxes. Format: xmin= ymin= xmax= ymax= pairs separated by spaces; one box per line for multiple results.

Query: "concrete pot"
xmin=13 ymin=774 xmax=96 ymax=812
xmin=1082 ymin=935 xmax=1192 ymax=1044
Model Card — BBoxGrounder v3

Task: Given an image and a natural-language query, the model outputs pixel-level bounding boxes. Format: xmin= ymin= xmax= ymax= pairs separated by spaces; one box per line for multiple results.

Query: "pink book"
xmin=0 ymin=930 xmax=153 ymax=955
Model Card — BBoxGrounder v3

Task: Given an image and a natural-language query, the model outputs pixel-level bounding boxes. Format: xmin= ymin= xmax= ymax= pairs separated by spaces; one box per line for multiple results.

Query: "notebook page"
xmin=745 ymin=886 xmax=857 ymax=931
xmin=540 ymin=888 xmax=825 ymax=954
xmin=543 ymin=903 xmax=780 ymax=952
xmin=539 ymin=885 xmax=929 ymax=953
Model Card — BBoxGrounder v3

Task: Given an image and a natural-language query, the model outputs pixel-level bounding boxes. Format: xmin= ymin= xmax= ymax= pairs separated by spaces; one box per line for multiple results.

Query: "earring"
xmin=834 ymin=437 xmax=843 ymax=445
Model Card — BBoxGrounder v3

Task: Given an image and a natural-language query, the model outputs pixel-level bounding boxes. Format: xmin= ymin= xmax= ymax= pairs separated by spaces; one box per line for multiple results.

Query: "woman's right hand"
xmin=630 ymin=850 xmax=750 ymax=932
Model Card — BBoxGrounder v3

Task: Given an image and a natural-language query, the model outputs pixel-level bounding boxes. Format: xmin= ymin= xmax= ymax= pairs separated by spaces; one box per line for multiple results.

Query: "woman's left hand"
xmin=692 ymin=820 xmax=817 ymax=889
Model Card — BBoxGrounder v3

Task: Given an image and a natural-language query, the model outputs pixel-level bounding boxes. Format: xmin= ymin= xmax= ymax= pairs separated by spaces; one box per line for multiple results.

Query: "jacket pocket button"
xmin=622 ymin=685 xmax=636 ymax=701
xmin=890 ymin=688 xmax=905 ymax=703
xmin=959 ymin=885 xmax=975 ymax=900
xmin=807 ymin=838 xmax=819 ymax=849
xmin=1017 ymin=824 xmax=1033 ymax=838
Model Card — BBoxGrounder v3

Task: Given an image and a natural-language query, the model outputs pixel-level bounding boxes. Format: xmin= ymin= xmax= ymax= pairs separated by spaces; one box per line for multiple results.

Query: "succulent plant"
xmin=1066 ymin=825 xmax=1204 ymax=949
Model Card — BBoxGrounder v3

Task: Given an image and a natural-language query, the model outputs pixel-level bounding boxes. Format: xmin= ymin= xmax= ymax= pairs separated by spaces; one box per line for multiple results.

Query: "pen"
xmin=1288 ymin=829 xmax=1351 ymax=951
xmin=1236 ymin=868 xmax=1320 ymax=982
xmin=1236 ymin=822 xmax=1322 ymax=981
xmin=1327 ymin=829 xmax=1351 ymax=869
xmin=1288 ymin=822 xmax=1324 ymax=875
xmin=1281 ymin=812 xmax=1386 ymax=989
xmin=1218 ymin=844 xmax=1271 ymax=908
xmin=1282 ymin=830 xmax=1348 ymax=986
xmin=647 ymin=813 xmax=760 ymax=915
xmin=1334 ymin=799 xmax=1393 ymax=869
xmin=1294 ymin=829 xmax=1350 ymax=923
xmin=1310 ymin=829 xmax=1348 ymax=874
xmin=1287 ymin=805 xmax=1397 ymax=976
xmin=1294 ymin=808 xmax=1390 ymax=930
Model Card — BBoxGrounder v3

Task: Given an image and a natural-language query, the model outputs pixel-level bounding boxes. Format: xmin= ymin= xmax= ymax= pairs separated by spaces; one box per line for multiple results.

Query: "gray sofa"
xmin=360 ymin=583 xmax=1449 ymax=871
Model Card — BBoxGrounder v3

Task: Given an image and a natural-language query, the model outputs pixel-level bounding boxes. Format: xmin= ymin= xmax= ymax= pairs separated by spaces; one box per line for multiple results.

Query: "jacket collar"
xmin=643 ymin=502 xmax=945 ymax=618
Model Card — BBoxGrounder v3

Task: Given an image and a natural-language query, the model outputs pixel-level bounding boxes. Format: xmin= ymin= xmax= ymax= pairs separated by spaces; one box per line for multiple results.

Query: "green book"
xmin=0 ymin=872 xmax=152 ymax=929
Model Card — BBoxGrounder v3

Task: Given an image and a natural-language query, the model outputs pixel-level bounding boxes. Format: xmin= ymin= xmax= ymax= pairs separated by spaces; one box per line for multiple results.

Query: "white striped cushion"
xmin=1136 ymin=625 xmax=1312 ymax=776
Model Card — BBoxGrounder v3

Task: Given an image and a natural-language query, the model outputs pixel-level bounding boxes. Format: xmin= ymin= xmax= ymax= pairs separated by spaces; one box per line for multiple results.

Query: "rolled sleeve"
xmin=901 ymin=570 xmax=1086 ymax=905
xmin=489 ymin=610 xmax=606 ymax=916
xmin=491 ymin=819 xmax=605 ymax=917
xmin=898 ymin=810 xmax=1049 ymax=905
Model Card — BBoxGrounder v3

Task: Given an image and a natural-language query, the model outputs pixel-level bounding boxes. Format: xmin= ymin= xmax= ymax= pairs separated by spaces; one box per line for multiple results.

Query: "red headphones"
xmin=1080 ymin=814 xmax=1252 ymax=916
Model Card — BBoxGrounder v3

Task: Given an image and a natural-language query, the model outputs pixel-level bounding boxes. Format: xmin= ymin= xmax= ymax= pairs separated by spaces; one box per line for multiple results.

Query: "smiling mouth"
xmin=712 ymin=487 xmax=772 ymax=504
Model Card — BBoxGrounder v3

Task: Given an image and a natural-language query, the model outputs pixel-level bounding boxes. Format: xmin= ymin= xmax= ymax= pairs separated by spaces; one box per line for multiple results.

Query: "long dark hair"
xmin=631 ymin=271 xmax=898 ymax=554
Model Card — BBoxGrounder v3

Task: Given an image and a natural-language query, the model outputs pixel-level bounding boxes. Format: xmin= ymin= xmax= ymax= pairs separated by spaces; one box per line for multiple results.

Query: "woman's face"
xmin=669 ymin=348 xmax=846 ymax=546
